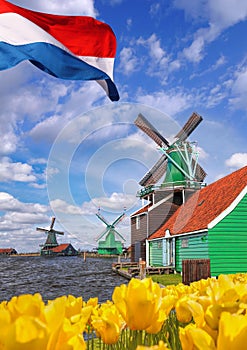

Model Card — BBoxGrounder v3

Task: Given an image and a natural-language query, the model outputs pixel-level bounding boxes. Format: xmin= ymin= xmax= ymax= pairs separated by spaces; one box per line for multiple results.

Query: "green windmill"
xmin=36 ymin=217 xmax=64 ymax=256
xmin=134 ymin=112 xmax=207 ymax=191
xmin=96 ymin=209 xmax=126 ymax=255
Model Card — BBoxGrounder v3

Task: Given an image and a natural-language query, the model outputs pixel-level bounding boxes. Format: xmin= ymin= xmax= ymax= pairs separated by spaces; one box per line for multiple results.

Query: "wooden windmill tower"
xmin=96 ymin=209 xmax=126 ymax=255
xmin=131 ymin=112 xmax=207 ymax=261
xmin=36 ymin=217 xmax=64 ymax=256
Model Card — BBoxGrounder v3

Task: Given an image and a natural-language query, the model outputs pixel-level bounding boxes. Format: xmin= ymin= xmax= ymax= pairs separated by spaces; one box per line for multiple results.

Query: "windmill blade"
xmin=96 ymin=213 xmax=110 ymax=227
xmin=193 ymin=161 xmax=207 ymax=182
xmin=96 ymin=228 xmax=109 ymax=242
xmin=36 ymin=227 xmax=49 ymax=232
xmin=52 ymin=230 xmax=64 ymax=235
xmin=139 ymin=154 xmax=168 ymax=186
xmin=174 ymin=112 xmax=203 ymax=142
xmin=135 ymin=113 xmax=170 ymax=147
xmin=114 ymin=230 xmax=126 ymax=242
xmin=50 ymin=217 xmax=56 ymax=230
xmin=112 ymin=213 xmax=125 ymax=227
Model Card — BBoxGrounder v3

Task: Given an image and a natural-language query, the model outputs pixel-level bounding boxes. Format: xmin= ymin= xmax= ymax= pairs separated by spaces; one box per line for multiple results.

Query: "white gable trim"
xmin=171 ymin=229 xmax=208 ymax=238
xmin=130 ymin=207 xmax=148 ymax=218
xmin=148 ymin=228 xmax=207 ymax=241
xmin=208 ymin=185 xmax=247 ymax=229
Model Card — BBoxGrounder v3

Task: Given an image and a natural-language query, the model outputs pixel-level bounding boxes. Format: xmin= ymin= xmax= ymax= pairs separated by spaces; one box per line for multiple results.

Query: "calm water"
xmin=0 ymin=256 xmax=128 ymax=303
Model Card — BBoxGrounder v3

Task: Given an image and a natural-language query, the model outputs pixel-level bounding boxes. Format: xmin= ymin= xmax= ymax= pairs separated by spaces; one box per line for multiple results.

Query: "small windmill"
xmin=96 ymin=208 xmax=126 ymax=255
xmin=135 ymin=112 xmax=206 ymax=194
xmin=36 ymin=217 xmax=64 ymax=254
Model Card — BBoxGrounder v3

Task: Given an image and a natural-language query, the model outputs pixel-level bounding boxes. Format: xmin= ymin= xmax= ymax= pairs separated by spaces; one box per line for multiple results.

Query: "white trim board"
xmin=208 ymin=185 xmax=247 ymax=229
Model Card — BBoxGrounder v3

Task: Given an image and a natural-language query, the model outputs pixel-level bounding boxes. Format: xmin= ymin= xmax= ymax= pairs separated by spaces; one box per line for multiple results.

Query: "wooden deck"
xmin=112 ymin=262 xmax=175 ymax=279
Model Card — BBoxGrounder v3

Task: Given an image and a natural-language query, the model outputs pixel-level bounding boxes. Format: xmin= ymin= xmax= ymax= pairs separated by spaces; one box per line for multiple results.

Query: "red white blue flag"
xmin=0 ymin=0 xmax=119 ymax=101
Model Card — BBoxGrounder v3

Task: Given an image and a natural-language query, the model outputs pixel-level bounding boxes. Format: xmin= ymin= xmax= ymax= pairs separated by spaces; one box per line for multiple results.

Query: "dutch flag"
xmin=0 ymin=0 xmax=119 ymax=101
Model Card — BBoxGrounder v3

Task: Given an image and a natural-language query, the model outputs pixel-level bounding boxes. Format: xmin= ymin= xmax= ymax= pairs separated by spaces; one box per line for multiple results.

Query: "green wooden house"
xmin=147 ymin=166 xmax=247 ymax=276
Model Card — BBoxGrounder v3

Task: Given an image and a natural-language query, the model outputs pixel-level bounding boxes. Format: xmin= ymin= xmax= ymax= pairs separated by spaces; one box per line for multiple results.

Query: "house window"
xmin=181 ymin=238 xmax=188 ymax=248
xmin=136 ymin=216 xmax=140 ymax=230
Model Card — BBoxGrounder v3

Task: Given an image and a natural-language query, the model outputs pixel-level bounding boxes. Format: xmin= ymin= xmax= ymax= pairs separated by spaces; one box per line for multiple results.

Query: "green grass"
xmin=148 ymin=273 xmax=182 ymax=286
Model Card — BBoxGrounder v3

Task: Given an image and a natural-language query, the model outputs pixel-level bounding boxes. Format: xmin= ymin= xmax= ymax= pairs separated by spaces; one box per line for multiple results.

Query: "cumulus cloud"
xmin=51 ymin=199 xmax=85 ymax=215
xmin=51 ymin=192 xmax=137 ymax=217
xmin=175 ymin=0 xmax=247 ymax=63
xmin=225 ymin=153 xmax=247 ymax=168
xmin=0 ymin=157 xmax=36 ymax=182
xmin=118 ymin=47 xmax=139 ymax=75
xmin=0 ymin=192 xmax=47 ymax=214
xmin=136 ymin=89 xmax=192 ymax=116
xmin=0 ymin=191 xmax=50 ymax=252
xmin=229 ymin=66 xmax=247 ymax=110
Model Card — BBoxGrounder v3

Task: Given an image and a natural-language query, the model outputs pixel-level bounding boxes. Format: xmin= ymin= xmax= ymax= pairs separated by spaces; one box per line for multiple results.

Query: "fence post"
xmin=139 ymin=259 xmax=146 ymax=280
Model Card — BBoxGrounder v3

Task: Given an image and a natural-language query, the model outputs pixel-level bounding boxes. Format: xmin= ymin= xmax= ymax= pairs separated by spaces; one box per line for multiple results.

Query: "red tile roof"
xmin=0 ymin=248 xmax=16 ymax=254
xmin=149 ymin=166 xmax=247 ymax=239
xmin=51 ymin=243 xmax=70 ymax=252
xmin=131 ymin=204 xmax=149 ymax=217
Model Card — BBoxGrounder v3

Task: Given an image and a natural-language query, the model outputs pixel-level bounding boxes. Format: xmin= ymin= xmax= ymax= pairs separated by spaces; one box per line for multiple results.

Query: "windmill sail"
xmin=174 ymin=112 xmax=203 ymax=142
xmin=135 ymin=111 xmax=207 ymax=189
xmin=135 ymin=114 xmax=170 ymax=147
xmin=140 ymin=154 xmax=168 ymax=186
xmin=96 ymin=211 xmax=126 ymax=255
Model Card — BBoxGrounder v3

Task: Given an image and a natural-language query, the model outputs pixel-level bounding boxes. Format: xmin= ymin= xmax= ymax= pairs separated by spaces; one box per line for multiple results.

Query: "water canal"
xmin=0 ymin=256 xmax=128 ymax=302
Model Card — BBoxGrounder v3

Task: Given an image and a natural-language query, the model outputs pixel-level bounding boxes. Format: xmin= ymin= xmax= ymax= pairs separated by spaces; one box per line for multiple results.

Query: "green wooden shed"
xmin=148 ymin=166 xmax=247 ymax=276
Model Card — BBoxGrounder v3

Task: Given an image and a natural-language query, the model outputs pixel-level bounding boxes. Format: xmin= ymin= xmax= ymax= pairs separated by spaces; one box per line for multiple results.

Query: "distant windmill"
xmin=36 ymin=217 xmax=64 ymax=254
xmin=135 ymin=112 xmax=206 ymax=191
xmin=96 ymin=208 xmax=126 ymax=255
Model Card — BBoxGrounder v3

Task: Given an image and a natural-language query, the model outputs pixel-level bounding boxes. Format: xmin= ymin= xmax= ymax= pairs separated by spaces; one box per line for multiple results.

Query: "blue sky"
xmin=1 ymin=0 xmax=247 ymax=252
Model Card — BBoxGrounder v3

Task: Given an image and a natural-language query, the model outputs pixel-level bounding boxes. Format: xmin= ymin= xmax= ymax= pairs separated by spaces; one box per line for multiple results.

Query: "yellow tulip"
xmin=136 ymin=340 xmax=170 ymax=349
xmin=85 ymin=297 xmax=98 ymax=308
xmin=217 ymin=312 xmax=247 ymax=350
xmin=44 ymin=296 xmax=66 ymax=333
xmin=91 ymin=303 xmax=125 ymax=344
xmin=112 ymin=278 xmax=165 ymax=332
xmin=47 ymin=317 xmax=86 ymax=350
xmin=64 ymin=295 xmax=83 ymax=320
xmin=176 ymin=295 xmax=204 ymax=327
xmin=0 ymin=307 xmax=11 ymax=339
xmin=7 ymin=294 xmax=45 ymax=321
xmin=179 ymin=323 xmax=216 ymax=350
xmin=5 ymin=315 xmax=48 ymax=350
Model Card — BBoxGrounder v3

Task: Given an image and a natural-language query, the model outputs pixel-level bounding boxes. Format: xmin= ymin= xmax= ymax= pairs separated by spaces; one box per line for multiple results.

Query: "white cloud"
xmin=229 ymin=66 xmax=247 ymax=110
xmin=126 ymin=18 xmax=132 ymax=30
xmin=134 ymin=34 xmax=181 ymax=83
xmin=118 ymin=47 xmax=139 ymax=75
xmin=225 ymin=153 xmax=247 ymax=168
xmin=29 ymin=81 xmax=104 ymax=143
xmin=208 ymin=0 xmax=247 ymax=28
xmin=0 ymin=192 xmax=47 ymax=214
xmin=0 ymin=132 xmax=18 ymax=155
xmin=197 ymin=146 xmax=209 ymax=160
xmin=51 ymin=199 xmax=84 ymax=215
xmin=0 ymin=157 xmax=36 ymax=182
xmin=149 ymin=3 xmax=161 ymax=17
xmin=176 ymin=0 xmax=247 ymax=63
xmin=51 ymin=192 xmax=137 ymax=217
xmin=9 ymin=0 xmax=97 ymax=16
xmin=29 ymin=158 xmax=47 ymax=165
xmin=136 ymin=90 xmax=192 ymax=116
xmin=91 ymin=192 xmax=136 ymax=211
xmin=183 ymin=36 xmax=205 ymax=63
